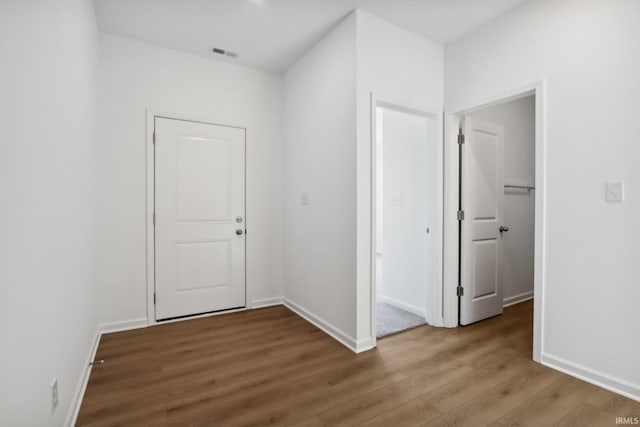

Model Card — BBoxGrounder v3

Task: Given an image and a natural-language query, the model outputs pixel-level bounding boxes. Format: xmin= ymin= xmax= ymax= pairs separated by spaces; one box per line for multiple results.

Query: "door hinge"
xmin=457 ymin=286 xmax=464 ymax=297
xmin=153 ymin=212 xmax=156 ymax=226
xmin=457 ymin=210 xmax=465 ymax=221
xmin=153 ymin=131 xmax=156 ymax=144
xmin=153 ymin=293 xmax=156 ymax=305
xmin=458 ymin=133 xmax=465 ymax=144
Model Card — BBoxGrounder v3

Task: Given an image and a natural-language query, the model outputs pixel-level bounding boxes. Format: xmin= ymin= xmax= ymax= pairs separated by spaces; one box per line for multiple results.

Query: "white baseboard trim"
xmin=355 ymin=337 xmax=375 ymax=353
xmin=65 ymin=328 xmax=101 ymax=427
xmin=378 ymin=295 xmax=427 ymax=318
xmin=251 ymin=297 xmax=284 ymax=309
xmin=283 ymin=298 xmax=359 ymax=353
xmin=100 ymin=318 xmax=149 ymax=334
xmin=503 ymin=291 xmax=534 ymax=308
xmin=542 ymin=353 xmax=640 ymax=403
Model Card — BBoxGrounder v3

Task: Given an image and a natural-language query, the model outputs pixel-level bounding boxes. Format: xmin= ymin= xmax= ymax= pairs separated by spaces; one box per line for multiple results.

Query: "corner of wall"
xmin=65 ymin=327 xmax=102 ymax=426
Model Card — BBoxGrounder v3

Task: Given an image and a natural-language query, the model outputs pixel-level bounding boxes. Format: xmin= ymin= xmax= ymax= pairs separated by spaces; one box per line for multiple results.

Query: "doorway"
xmin=372 ymin=102 xmax=440 ymax=339
xmin=152 ymin=116 xmax=247 ymax=321
xmin=444 ymin=82 xmax=545 ymax=361
xmin=457 ymin=95 xmax=536 ymax=325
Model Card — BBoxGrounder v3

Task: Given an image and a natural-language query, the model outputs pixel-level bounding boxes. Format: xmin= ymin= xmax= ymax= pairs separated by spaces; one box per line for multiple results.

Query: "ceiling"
xmin=94 ymin=0 xmax=529 ymax=73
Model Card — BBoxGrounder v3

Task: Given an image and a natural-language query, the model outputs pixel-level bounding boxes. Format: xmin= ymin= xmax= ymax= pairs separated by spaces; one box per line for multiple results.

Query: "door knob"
xmin=236 ymin=229 xmax=244 ymax=236
xmin=499 ymin=226 xmax=509 ymax=233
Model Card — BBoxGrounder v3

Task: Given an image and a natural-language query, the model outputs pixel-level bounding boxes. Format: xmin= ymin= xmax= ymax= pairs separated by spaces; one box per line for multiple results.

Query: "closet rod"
xmin=504 ymin=184 xmax=535 ymax=191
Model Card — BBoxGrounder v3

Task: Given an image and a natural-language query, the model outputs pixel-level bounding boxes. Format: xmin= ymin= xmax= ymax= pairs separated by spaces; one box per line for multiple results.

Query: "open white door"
xmin=460 ymin=117 xmax=505 ymax=325
xmin=154 ymin=117 xmax=246 ymax=320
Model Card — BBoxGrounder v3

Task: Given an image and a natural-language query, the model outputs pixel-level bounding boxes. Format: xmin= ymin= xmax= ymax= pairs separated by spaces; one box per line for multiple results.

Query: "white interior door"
xmin=460 ymin=116 xmax=505 ymax=325
xmin=155 ymin=117 xmax=246 ymax=320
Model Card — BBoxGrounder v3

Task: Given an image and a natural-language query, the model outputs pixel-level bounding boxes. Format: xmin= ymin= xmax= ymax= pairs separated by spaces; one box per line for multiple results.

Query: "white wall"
xmin=0 ymin=1 xmax=99 ymax=425
xmin=379 ymin=108 xmax=428 ymax=317
xmin=375 ymin=111 xmax=384 ymax=255
xmin=283 ymin=13 xmax=358 ymax=343
xmin=446 ymin=0 xmax=640 ymax=399
xmin=356 ymin=10 xmax=444 ymax=342
xmin=97 ymin=34 xmax=284 ymax=325
xmin=470 ymin=96 xmax=535 ymax=305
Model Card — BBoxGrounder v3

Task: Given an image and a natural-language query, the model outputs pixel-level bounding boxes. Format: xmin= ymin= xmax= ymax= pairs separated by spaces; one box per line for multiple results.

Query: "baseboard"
xmin=542 ymin=353 xmax=640 ymax=403
xmin=378 ymin=295 xmax=427 ymax=318
xmin=65 ymin=327 xmax=101 ymax=426
xmin=283 ymin=298 xmax=359 ymax=353
xmin=251 ymin=297 xmax=284 ymax=309
xmin=99 ymin=318 xmax=148 ymax=334
xmin=355 ymin=337 xmax=375 ymax=353
xmin=503 ymin=291 xmax=534 ymax=308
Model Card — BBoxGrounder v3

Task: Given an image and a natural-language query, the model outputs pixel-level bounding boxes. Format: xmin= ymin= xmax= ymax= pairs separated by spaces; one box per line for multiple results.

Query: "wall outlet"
xmin=51 ymin=379 xmax=59 ymax=414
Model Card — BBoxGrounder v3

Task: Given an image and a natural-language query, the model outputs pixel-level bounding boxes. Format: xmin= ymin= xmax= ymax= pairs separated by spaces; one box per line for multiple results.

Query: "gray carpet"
xmin=376 ymin=302 xmax=427 ymax=338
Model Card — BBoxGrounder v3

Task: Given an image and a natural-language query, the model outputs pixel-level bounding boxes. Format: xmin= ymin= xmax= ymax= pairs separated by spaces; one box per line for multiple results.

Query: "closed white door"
xmin=460 ymin=117 xmax=505 ymax=325
xmin=154 ymin=117 xmax=246 ymax=320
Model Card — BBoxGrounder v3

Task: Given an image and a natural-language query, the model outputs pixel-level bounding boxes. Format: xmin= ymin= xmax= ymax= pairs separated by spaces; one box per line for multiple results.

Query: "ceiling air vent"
xmin=212 ymin=47 xmax=238 ymax=58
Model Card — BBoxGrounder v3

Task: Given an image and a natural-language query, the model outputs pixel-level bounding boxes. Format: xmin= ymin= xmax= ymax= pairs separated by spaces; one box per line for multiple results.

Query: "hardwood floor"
xmin=77 ymin=301 xmax=639 ymax=426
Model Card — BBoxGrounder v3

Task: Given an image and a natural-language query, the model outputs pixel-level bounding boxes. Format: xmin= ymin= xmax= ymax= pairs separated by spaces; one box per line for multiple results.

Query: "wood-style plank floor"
xmin=77 ymin=301 xmax=639 ymax=426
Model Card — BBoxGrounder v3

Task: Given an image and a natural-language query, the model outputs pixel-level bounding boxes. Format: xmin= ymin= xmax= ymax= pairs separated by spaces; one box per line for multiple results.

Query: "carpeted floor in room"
xmin=376 ymin=302 xmax=427 ymax=338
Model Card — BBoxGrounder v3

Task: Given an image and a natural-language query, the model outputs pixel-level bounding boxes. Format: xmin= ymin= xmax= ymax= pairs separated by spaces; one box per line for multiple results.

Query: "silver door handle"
xmin=499 ymin=226 xmax=509 ymax=232
xmin=236 ymin=229 xmax=244 ymax=236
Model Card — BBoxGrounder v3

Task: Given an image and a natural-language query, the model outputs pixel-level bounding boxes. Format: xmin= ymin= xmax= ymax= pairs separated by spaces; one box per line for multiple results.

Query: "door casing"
xmin=369 ymin=94 xmax=444 ymax=348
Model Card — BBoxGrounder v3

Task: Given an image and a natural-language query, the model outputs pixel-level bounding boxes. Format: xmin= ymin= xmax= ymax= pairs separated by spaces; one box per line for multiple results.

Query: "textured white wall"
xmin=446 ymin=0 xmax=640 ymax=397
xmin=470 ymin=96 xmax=535 ymax=305
xmin=0 ymin=1 xmax=100 ymax=425
xmin=97 ymin=34 xmax=285 ymax=325
xmin=283 ymin=13 xmax=358 ymax=341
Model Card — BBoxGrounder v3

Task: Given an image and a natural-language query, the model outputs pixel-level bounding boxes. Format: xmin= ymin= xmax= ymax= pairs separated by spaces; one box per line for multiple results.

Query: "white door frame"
xmin=370 ymin=94 xmax=443 ymax=348
xmin=444 ymin=80 xmax=546 ymax=362
xmin=145 ymin=110 xmax=249 ymax=326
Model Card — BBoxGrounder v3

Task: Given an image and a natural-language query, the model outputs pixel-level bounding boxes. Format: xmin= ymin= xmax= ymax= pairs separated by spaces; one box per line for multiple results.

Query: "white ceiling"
xmin=94 ymin=0 xmax=528 ymax=73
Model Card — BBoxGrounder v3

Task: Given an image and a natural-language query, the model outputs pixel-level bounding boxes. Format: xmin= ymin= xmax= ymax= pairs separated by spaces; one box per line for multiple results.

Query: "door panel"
xmin=176 ymin=136 xmax=232 ymax=222
xmin=155 ymin=117 xmax=245 ymax=320
xmin=176 ymin=241 xmax=230 ymax=292
xmin=460 ymin=117 xmax=504 ymax=325
xmin=472 ymin=240 xmax=498 ymax=298
xmin=472 ymin=131 xmax=498 ymax=219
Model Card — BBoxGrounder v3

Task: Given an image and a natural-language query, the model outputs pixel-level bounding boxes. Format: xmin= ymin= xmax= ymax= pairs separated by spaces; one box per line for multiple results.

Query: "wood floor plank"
xmin=422 ymin=362 xmax=562 ymax=427
xmin=553 ymin=402 xmax=620 ymax=427
xmin=497 ymin=376 xmax=599 ymax=427
xmin=76 ymin=301 xmax=639 ymax=427
xmin=316 ymin=357 xmax=472 ymax=426
xmin=288 ymin=415 xmax=326 ymax=427
xmin=585 ymin=387 xmax=640 ymax=418
xmin=356 ymin=397 xmax=442 ymax=427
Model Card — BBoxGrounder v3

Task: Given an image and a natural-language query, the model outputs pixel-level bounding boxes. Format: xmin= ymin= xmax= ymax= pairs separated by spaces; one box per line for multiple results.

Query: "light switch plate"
xmin=300 ymin=192 xmax=309 ymax=206
xmin=605 ymin=182 xmax=624 ymax=203
xmin=391 ymin=193 xmax=403 ymax=206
